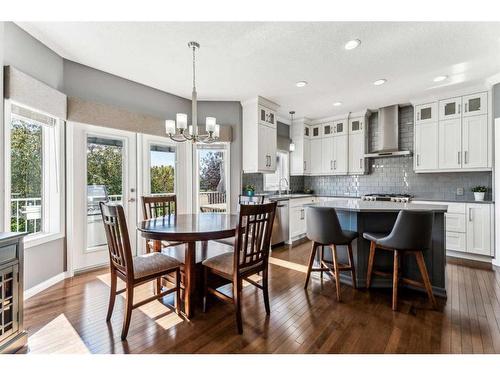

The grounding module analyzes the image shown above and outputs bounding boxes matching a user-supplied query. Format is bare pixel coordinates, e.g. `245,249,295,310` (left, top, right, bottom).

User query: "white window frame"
3,100,65,248
193,142,231,213
264,151,290,192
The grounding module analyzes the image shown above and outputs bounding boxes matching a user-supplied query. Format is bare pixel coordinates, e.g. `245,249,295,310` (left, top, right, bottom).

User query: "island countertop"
308,199,448,212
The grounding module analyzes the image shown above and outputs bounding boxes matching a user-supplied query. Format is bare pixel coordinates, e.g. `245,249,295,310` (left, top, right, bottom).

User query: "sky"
150,150,175,167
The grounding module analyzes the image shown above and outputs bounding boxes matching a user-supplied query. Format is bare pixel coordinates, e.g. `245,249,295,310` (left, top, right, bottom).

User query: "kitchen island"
307,200,448,297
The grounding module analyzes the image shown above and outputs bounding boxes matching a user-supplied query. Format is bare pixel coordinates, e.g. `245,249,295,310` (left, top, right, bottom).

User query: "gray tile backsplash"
243,106,492,201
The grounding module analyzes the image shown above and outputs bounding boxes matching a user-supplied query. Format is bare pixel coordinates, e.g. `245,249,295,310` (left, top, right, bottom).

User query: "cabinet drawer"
446,232,466,252
0,244,18,265
445,213,466,233
289,197,316,208
445,203,466,214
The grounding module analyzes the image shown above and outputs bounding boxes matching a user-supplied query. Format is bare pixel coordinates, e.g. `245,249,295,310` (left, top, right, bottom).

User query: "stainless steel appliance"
361,193,412,203
270,200,289,246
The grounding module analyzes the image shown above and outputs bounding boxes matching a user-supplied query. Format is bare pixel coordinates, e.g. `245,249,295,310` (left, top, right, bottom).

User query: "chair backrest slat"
234,202,277,274
239,195,265,205
142,195,177,220
99,202,133,276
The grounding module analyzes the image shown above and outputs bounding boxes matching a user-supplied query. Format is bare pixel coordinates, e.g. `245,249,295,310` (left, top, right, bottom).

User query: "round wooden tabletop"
137,213,239,242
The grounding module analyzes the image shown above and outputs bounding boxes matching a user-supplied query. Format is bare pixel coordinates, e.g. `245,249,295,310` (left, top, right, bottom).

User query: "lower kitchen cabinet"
466,203,492,256
289,197,318,240
414,200,493,257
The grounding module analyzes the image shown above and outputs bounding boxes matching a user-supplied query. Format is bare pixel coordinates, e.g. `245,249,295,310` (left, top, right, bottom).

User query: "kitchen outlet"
456,187,464,196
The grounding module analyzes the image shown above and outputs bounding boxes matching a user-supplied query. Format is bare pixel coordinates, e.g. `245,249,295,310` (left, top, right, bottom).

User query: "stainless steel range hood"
364,105,411,158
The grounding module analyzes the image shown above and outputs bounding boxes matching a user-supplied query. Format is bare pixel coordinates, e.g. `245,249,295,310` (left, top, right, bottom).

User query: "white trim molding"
24,271,70,300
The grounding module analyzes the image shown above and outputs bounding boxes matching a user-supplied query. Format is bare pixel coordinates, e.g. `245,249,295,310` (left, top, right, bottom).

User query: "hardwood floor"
23,241,500,354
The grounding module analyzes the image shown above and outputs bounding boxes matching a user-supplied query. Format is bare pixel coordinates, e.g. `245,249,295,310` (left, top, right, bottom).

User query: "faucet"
278,178,290,196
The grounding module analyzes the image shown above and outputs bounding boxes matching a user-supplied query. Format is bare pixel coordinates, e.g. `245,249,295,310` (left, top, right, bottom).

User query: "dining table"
137,212,239,318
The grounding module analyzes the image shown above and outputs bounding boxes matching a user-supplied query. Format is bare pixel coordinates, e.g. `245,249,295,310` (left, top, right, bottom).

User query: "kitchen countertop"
308,199,448,212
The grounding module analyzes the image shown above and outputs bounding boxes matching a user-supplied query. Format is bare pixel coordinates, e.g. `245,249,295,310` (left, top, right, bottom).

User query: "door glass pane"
421,107,432,120
468,98,481,112
197,146,228,213
150,144,176,194
10,115,43,235
444,102,456,116
86,136,124,250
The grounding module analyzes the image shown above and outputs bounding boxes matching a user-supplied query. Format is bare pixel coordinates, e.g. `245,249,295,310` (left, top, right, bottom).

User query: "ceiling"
17,22,500,120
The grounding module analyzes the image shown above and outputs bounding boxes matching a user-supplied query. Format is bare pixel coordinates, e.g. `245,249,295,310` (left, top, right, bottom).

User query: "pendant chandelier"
165,41,219,143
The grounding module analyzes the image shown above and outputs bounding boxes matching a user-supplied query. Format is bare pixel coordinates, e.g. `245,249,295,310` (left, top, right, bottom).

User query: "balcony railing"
10,197,42,234
199,191,227,213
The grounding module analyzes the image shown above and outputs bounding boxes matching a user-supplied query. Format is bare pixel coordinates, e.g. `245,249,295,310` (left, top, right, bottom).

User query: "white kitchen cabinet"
332,135,348,174
462,114,488,168
290,205,306,239
290,120,311,176
466,204,492,256
349,117,364,134
446,232,466,252
439,97,462,120
414,122,438,171
349,132,365,174
309,138,323,175
438,118,462,170
415,102,437,124
322,122,334,137
321,137,334,174
445,213,466,233
334,119,348,135
463,92,487,117
242,96,279,173
257,124,277,171
310,125,322,139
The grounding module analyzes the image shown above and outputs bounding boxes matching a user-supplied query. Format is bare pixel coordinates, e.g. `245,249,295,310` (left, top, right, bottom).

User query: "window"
264,151,289,192
149,144,176,194
5,102,63,245
195,143,230,213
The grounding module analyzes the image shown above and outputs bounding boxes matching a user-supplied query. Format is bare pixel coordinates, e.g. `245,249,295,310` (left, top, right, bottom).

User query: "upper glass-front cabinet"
463,92,487,117
304,126,310,137
439,97,462,120
322,123,333,137
349,117,363,134
311,125,321,138
258,105,276,128
334,119,347,135
415,103,437,124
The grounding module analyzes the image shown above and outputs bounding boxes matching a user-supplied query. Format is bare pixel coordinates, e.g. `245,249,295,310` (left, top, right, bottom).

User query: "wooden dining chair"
100,202,182,340
213,195,266,247
142,195,183,252
202,201,277,334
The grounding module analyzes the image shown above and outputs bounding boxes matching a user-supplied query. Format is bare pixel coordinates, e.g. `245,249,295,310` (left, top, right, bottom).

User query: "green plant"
471,186,487,193
244,184,256,192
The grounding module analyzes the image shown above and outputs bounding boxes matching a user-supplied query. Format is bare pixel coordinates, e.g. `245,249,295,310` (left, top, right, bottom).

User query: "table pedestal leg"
153,240,161,252
184,241,196,319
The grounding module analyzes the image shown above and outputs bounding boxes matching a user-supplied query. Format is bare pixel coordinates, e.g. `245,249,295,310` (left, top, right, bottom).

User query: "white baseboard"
24,271,70,300
446,250,492,263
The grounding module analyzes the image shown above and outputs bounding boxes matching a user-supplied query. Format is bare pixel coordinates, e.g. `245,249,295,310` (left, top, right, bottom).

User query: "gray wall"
2,22,66,290
304,106,493,201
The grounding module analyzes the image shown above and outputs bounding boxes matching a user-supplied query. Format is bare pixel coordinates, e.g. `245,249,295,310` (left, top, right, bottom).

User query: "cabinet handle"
304,160,306,170
334,160,337,170
464,151,468,164
458,104,461,114
300,209,305,220
330,160,333,170
458,152,461,165
417,154,420,166
359,158,362,169
469,207,472,222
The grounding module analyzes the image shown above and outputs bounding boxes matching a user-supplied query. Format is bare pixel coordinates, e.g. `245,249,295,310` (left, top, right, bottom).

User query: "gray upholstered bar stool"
363,210,437,311
304,206,358,302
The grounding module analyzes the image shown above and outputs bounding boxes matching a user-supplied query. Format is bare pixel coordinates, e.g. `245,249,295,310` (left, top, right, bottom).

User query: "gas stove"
361,194,412,203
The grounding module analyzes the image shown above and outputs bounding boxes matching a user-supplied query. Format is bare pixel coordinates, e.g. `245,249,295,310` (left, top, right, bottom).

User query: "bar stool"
363,210,437,311
304,206,358,302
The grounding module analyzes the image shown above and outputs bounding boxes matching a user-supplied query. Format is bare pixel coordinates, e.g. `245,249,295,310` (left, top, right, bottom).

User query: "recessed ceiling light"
333,102,343,106
296,81,308,87
373,79,387,86
433,75,448,82
344,39,361,50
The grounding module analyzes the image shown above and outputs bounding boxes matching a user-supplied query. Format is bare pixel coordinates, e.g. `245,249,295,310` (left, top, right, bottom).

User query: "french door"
67,123,137,272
